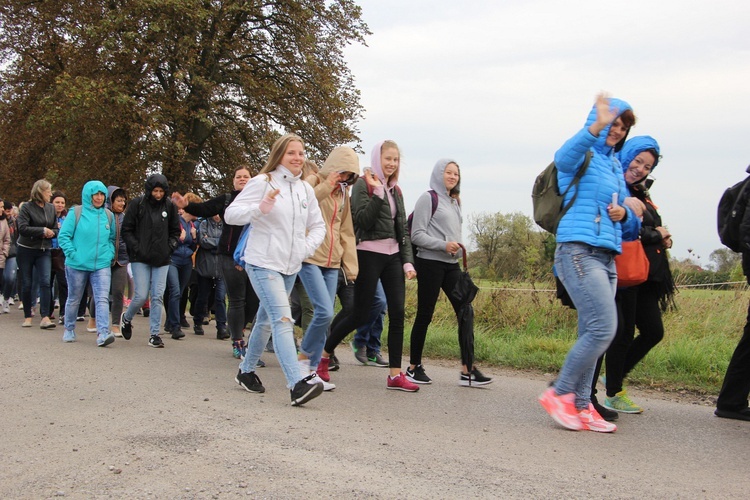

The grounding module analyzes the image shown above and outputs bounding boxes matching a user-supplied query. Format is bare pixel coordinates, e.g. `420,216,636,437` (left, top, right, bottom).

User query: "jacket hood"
144,174,169,203
583,97,633,155
618,135,661,180
82,180,108,210
429,158,460,198
107,185,126,210
320,146,360,179
370,141,400,188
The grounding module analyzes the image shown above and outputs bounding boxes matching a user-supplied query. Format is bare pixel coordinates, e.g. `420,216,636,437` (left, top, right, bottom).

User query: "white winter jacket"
224,166,325,275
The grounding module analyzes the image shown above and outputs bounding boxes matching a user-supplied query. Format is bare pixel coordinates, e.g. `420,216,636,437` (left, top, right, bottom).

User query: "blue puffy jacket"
554,98,640,253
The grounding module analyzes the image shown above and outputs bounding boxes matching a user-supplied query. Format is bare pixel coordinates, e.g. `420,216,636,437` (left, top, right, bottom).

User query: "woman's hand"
43,227,55,238
179,227,186,242
171,192,188,209
405,270,417,280
259,188,281,214
363,169,382,188
190,225,197,240
607,204,626,222
624,197,645,218
588,92,618,137
663,236,673,249
445,241,461,256
656,226,671,239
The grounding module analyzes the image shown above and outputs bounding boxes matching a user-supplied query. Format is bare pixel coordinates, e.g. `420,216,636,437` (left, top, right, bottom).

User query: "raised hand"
363,169,382,188
171,192,188,209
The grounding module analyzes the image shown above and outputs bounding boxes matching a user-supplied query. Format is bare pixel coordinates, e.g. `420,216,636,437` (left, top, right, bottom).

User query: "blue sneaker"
97,332,115,347
63,330,76,343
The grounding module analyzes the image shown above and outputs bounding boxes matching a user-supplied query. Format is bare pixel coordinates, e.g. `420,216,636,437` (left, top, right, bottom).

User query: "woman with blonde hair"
16,179,58,329
225,133,326,406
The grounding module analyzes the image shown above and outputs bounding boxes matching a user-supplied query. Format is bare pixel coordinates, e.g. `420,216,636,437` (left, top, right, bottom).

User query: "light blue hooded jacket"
58,180,116,271
554,98,640,253
617,135,660,182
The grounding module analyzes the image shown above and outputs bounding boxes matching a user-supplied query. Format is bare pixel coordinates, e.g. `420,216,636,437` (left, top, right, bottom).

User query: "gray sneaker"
350,341,368,365
366,351,388,367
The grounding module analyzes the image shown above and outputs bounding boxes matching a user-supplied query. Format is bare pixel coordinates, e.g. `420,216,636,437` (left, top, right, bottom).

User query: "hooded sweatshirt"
121,174,181,267
303,146,359,280
58,180,116,271
411,158,463,263
554,97,640,252
107,185,129,266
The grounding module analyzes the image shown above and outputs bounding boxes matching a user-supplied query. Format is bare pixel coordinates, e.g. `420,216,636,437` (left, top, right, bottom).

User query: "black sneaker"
148,335,164,348
235,369,265,393
459,367,493,387
180,316,190,328
120,313,132,340
171,328,185,340
405,365,432,384
216,328,230,340
329,353,340,372
592,395,619,422
291,374,323,406
142,307,150,317
194,322,204,335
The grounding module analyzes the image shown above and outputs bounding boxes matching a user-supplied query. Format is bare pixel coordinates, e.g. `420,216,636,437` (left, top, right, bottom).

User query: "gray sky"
343,0,750,267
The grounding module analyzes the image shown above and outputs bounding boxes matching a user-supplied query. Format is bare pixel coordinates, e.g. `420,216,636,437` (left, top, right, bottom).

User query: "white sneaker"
8,297,14,305
306,372,335,391
2,301,8,314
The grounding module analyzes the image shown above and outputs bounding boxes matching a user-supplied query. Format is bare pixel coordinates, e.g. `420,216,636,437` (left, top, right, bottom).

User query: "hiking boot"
316,357,331,382
194,322,204,335
148,335,164,348
579,404,617,433
120,313,132,340
216,327,230,340
62,330,76,343
235,370,265,393
232,340,247,360
714,407,750,421
387,373,420,392
460,367,493,387
405,365,432,384
367,351,388,367
329,353,340,371
591,395,618,422
97,332,115,347
171,328,185,340
538,387,583,431
291,374,323,406
604,390,643,414
180,316,190,328
350,341,368,365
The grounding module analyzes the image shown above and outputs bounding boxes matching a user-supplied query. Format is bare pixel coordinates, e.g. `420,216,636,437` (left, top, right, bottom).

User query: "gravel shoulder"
0,311,746,499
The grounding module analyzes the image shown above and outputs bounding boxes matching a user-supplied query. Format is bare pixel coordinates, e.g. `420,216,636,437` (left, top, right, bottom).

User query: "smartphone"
611,193,618,207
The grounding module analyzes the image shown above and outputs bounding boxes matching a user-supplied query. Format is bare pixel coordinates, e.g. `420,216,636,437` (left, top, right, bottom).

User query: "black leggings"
220,254,259,341
325,250,405,369
409,257,463,367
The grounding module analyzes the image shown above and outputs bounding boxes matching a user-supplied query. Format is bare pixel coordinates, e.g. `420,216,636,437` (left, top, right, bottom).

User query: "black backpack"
532,152,592,233
407,190,439,256
717,175,750,252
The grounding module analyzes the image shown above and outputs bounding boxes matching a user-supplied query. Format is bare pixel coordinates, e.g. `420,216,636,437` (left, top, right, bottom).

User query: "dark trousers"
220,254,259,341
16,246,51,318
325,250,405,369
50,266,68,318
717,299,750,411
409,257,463,367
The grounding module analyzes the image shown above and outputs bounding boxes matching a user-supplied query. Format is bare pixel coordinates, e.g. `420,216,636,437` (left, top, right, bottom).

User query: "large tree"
0,0,368,202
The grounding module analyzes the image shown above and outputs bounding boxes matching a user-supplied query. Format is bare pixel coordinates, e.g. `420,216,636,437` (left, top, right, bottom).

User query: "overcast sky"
342,0,750,267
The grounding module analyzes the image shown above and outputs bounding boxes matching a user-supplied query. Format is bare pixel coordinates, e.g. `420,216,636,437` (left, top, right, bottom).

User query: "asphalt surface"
0,308,747,499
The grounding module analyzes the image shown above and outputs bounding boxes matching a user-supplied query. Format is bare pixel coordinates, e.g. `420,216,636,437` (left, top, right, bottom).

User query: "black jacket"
183,191,242,257
17,201,57,251
121,174,181,267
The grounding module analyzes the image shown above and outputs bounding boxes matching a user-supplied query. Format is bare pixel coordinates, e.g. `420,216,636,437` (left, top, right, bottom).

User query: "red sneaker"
387,373,420,392
579,404,617,433
316,357,331,382
538,387,583,431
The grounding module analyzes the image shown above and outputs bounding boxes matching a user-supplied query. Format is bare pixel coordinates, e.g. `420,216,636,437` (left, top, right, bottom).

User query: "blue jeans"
16,246,51,318
165,261,193,331
64,267,111,336
554,242,618,409
298,263,338,369
3,256,17,299
354,280,387,355
240,265,300,389
124,262,169,336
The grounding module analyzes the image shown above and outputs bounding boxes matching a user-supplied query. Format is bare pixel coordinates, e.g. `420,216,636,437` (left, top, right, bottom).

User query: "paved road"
0,310,747,499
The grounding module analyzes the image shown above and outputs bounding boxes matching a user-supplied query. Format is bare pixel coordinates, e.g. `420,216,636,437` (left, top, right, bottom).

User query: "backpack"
72,205,114,229
717,176,750,252
232,174,272,267
407,190,439,256
531,152,592,233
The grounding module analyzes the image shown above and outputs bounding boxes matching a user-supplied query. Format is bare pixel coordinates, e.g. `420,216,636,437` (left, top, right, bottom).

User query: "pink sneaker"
316,357,331,382
579,404,617,433
387,373,420,392
538,387,583,430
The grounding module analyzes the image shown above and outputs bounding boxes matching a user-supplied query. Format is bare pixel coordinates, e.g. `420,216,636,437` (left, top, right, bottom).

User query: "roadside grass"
375,280,747,395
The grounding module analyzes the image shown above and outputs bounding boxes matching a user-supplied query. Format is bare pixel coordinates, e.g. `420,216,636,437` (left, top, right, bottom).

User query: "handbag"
615,240,650,288
51,248,65,271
